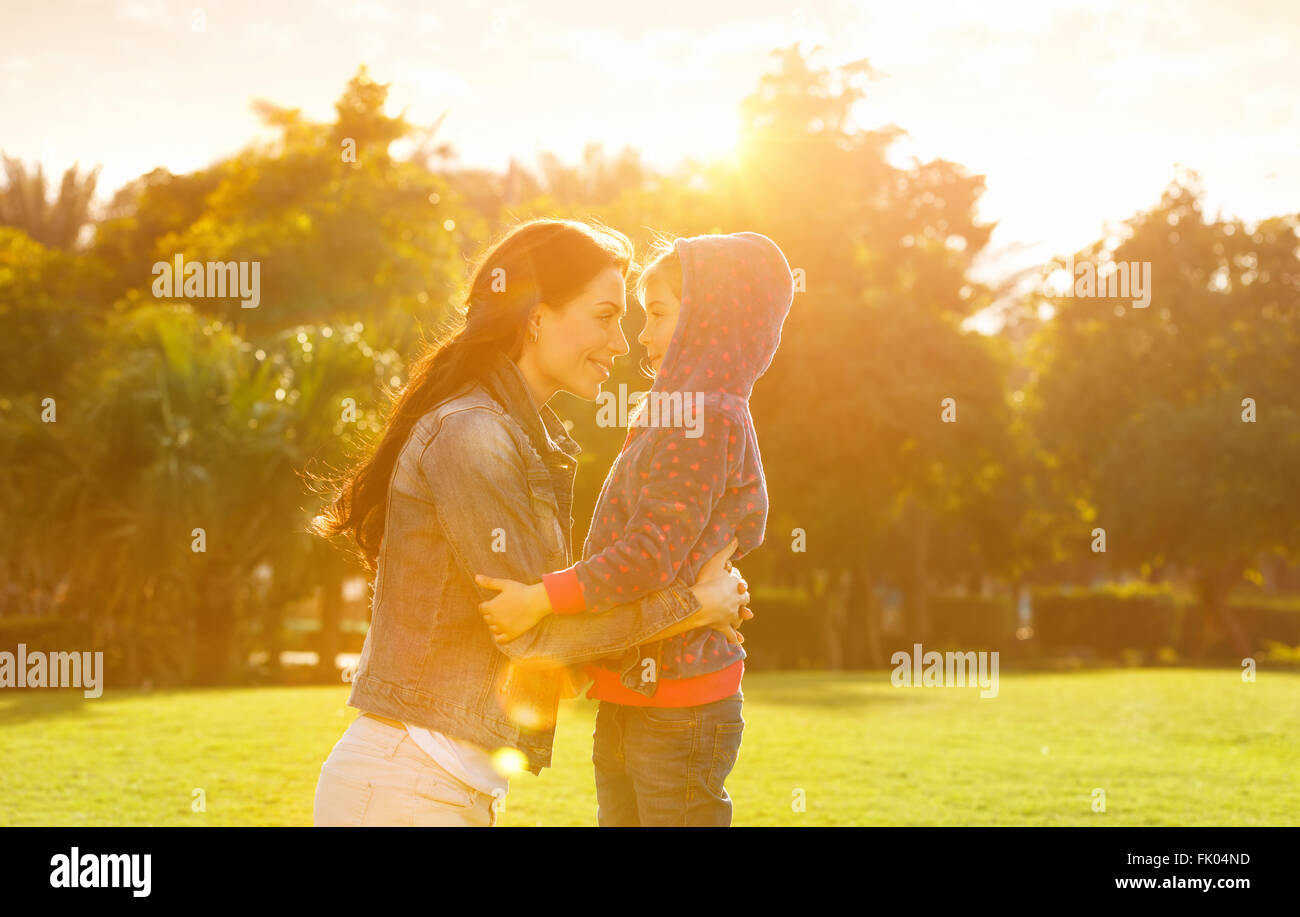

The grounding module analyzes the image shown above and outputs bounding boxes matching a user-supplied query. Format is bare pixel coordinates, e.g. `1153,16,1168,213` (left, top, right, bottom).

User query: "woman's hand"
475,576,551,644
688,539,752,644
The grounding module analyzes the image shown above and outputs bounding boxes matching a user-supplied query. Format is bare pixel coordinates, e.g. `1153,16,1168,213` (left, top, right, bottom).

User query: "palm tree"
8,300,401,686
0,155,101,250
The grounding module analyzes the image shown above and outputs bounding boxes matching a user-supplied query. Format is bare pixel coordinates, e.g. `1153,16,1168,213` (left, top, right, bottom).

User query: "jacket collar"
481,351,582,460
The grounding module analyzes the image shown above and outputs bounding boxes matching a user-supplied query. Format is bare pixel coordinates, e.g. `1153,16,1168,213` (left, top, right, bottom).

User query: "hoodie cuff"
542,568,587,615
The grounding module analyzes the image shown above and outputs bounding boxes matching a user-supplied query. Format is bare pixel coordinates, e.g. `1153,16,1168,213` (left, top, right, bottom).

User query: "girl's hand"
475,576,551,643
689,539,752,644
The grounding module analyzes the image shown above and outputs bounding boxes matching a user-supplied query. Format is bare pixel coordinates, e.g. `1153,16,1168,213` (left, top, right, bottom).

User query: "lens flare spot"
506,701,543,730
492,747,528,777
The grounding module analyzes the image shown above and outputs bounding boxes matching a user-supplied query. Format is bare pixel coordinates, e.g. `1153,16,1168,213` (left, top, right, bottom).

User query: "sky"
3,0,1298,327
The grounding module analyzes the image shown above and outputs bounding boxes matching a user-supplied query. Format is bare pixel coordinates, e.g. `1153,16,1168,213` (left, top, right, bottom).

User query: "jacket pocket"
525,466,566,557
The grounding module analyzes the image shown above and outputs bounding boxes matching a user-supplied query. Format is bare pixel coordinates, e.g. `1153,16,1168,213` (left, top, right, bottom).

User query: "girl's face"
524,265,630,403
637,269,682,374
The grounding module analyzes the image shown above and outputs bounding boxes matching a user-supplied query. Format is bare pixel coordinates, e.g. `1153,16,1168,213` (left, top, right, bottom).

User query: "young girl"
476,232,794,825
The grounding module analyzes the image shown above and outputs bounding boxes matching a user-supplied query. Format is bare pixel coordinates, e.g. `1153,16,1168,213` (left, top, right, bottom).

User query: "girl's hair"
312,217,634,571
634,235,682,306
633,235,683,377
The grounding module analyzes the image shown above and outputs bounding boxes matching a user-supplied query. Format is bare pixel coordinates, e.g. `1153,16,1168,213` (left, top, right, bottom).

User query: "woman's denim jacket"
347,351,703,774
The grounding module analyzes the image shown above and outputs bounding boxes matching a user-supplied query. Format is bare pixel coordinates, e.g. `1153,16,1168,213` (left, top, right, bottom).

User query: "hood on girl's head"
651,232,794,397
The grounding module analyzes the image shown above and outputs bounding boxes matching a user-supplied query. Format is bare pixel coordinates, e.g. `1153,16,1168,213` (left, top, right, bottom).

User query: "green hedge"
742,590,1017,666
1205,597,1300,657
1032,587,1300,658
1031,584,1179,655
926,594,1016,650
0,614,91,650
740,587,826,669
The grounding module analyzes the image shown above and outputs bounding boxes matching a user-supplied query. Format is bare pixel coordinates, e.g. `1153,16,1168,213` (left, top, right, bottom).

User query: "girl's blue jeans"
592,692,744,827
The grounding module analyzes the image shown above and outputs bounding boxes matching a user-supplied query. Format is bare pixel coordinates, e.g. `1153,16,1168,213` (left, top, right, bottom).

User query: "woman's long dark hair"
313,218,634,571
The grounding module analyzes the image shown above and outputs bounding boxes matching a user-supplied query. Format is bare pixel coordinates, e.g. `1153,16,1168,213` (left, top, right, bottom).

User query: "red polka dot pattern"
575,233,795,683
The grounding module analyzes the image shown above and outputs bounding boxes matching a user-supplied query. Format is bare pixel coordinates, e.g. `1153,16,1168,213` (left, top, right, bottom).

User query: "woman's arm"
494,541,750,667
476,415,743,640
420,407,744,666
479,540,751,644
654,568,752,642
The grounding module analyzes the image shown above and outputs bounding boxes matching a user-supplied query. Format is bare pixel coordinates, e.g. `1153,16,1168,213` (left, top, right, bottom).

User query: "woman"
311,218,751,826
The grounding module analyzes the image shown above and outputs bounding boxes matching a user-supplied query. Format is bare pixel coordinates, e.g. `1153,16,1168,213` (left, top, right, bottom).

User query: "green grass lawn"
1,669,1296,826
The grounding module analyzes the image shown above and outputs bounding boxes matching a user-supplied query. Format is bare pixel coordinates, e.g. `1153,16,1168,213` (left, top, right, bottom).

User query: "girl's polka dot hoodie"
542,232,795,700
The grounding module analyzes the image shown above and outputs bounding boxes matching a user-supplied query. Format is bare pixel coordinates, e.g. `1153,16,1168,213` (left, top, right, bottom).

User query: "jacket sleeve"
499,580,702,666
419,406,701,665
540,410,739,615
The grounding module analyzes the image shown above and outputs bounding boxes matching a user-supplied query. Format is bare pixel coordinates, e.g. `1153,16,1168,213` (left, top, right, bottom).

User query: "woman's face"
527,265,630,402
637,269,682,374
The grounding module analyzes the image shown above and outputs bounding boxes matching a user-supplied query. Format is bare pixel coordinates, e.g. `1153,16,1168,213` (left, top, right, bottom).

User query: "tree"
0,227,105,398
1028,172,1300,657
716,45,1015,660
6,300,400,685
0,156,100,250
91,66,473,348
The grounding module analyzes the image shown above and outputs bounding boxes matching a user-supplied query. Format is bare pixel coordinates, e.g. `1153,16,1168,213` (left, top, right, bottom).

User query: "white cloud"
534,22,789,84
391,61,470,98
115,0,170,26
243,22,298,53
340,3,396,25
